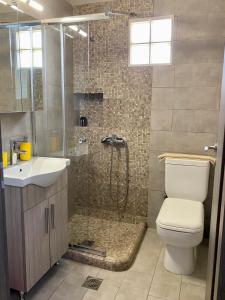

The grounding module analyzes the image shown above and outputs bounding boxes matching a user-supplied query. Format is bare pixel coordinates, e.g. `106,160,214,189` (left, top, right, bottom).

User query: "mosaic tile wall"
68,0,153,223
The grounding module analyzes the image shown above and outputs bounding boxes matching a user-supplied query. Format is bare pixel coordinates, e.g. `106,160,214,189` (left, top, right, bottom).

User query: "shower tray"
65,214,146,271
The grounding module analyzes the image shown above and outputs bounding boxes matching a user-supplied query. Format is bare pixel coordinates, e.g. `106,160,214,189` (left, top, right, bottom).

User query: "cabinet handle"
51,204,55,229
45,207,49,234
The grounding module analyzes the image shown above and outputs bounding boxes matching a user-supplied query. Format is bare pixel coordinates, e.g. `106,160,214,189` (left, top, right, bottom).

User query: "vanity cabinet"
4,170,68,294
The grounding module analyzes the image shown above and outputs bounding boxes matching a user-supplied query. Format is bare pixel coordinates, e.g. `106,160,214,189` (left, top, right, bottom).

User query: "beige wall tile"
151,110,173,131
173,0,209,16
150,131,216,154
148,297,167,300
207,0,225,16
174,63,222,88
151,88,175,110
149,170,165,191
173,40,224,64
153,66,175,88
148,211,159,228
148,190,165,219
149,151,165,173
172,110,219,133
173,87,220,110
152,87,220,111
176,15,225,41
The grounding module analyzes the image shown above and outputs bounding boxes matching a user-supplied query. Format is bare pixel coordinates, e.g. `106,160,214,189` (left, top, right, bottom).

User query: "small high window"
129,17,173,66
16,29,42,69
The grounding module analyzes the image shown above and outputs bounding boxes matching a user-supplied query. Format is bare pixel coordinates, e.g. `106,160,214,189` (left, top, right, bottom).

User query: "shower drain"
82,276,103,290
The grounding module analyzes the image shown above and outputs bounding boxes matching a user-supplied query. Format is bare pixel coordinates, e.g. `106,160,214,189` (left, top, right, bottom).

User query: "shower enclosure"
1,11,148,271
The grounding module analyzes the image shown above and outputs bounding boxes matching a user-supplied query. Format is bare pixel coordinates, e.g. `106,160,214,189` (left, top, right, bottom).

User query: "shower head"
105,9,137,18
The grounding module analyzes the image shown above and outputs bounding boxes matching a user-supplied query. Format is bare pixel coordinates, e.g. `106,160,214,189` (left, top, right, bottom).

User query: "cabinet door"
24,199,50,291
49,188,68,266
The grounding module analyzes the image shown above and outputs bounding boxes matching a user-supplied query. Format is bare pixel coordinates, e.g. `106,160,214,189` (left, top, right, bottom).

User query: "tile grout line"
146,245,164,299
113,270,128,300
178,276,182,300
46,270,72,300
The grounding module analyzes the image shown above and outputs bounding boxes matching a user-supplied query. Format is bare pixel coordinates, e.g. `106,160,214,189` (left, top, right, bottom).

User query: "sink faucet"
10,136,28,165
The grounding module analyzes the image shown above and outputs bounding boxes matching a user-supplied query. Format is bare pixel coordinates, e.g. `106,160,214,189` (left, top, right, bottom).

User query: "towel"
158,152,216,165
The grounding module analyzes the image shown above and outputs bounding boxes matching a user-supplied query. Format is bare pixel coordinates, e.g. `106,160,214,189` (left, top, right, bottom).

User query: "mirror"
0,5,43,112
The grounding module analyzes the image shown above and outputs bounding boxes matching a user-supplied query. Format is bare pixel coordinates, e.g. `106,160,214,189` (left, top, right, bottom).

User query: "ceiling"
0,0,111,23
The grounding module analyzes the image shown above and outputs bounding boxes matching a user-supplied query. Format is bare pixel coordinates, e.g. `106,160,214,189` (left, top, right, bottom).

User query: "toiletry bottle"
20,137,31,161
2,152,8,169
11,141,17,165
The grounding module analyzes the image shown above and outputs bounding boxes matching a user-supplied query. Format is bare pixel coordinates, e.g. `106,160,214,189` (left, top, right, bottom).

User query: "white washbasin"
3,157,70,188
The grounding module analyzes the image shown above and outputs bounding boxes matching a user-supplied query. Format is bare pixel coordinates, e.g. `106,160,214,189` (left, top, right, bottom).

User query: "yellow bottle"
20,142,31,161
2,152,8,169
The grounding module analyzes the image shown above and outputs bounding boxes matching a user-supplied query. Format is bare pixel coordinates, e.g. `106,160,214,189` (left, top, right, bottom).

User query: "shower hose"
109,142,130,220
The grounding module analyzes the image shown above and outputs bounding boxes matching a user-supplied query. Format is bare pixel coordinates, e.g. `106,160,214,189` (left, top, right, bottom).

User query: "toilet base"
164,244,197,275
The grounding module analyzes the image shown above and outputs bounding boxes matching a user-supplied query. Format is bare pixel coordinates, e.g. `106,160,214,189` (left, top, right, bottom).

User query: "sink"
3,157,70,188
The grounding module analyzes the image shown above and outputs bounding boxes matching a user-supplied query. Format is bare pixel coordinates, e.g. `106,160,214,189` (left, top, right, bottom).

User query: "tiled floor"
10,229,208,300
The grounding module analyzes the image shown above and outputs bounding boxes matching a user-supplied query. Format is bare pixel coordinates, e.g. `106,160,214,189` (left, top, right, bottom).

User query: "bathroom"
0,0,224,299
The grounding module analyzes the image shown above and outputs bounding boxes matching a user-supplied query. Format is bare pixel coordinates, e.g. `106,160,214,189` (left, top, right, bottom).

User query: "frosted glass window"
130,44,150,65
129,17,173,66
17,31,31,49
33,50,42,68
150,42,171,64
151,18,172,42
32,30,42,48
130,21,150,44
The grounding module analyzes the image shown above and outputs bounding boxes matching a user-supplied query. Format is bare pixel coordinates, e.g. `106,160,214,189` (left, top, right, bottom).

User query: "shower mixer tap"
101,134,126,146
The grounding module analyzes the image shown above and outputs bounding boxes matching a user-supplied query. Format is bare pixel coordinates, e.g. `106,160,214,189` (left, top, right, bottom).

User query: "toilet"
156,158,210,275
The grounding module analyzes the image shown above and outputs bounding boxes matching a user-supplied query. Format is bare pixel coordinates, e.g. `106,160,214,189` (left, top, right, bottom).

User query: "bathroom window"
129,17,173,66
16,29,42,69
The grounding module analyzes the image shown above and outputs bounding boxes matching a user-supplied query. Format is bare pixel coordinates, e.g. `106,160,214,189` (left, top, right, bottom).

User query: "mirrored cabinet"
0,9,43,112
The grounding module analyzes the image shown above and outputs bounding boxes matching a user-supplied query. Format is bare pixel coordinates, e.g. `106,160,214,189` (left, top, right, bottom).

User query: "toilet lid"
156,198,204,233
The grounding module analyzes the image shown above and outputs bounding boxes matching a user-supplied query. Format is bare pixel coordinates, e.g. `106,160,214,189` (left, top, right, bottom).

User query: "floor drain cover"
82,276,103,290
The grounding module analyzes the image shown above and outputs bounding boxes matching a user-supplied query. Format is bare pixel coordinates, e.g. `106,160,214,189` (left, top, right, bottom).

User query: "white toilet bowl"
156,197,204,275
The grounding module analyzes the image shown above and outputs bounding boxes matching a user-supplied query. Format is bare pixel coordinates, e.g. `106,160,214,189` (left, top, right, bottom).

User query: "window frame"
128,15,174,67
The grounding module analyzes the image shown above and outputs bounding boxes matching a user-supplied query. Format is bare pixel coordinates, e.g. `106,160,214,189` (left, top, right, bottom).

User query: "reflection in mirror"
0,2,42,113
17,26,43,111
0,5,21,112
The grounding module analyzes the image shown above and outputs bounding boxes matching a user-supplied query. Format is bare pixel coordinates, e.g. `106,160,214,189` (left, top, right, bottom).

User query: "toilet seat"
156,198,204,234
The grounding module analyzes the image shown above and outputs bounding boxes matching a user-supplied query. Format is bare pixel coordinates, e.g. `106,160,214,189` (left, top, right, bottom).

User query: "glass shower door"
35,24,64,157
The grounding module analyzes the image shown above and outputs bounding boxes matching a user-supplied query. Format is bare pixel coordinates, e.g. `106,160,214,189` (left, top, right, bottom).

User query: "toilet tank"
165,158,210,202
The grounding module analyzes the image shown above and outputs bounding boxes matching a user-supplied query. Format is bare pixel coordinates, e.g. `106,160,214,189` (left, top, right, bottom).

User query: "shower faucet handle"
79,137,87,144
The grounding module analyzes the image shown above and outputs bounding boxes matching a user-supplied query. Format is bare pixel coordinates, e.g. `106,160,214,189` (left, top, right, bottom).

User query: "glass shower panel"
63,24,92,246
35,25,64,156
